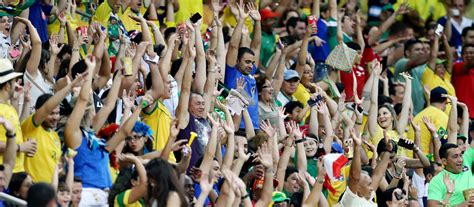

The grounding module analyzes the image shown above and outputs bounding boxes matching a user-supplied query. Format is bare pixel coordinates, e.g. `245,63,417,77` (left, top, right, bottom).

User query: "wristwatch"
447,190,454,194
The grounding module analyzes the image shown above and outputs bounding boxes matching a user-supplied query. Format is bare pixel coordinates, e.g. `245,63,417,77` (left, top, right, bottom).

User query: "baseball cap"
272,191,290,203
284,70,300,81
429,86,448,103
436,58,446,65
260,8,280,20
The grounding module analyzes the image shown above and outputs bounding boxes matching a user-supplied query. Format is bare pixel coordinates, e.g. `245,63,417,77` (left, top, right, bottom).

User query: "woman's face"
0,17,10,36
301,65,314,84
126,133,146,153
435,64,446,78
209,160,222,182
378,107,394,129
260,80,274,102
19,175,33,199
57,190,72,206
304,139,317,157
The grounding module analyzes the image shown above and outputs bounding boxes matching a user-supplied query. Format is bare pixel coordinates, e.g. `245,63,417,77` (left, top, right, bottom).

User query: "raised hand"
118,153,138,163
122,89,136,109
171,139,188,152
237,138,250,161
422,116,437,134
237,0,249,20
396,3,409,15
15,16,31,25
275,106,288,120
84,55,96,69
140,93,154,108
289,121,303,139
317,157,327,177
236,77,246,91
247,2,260,21
255,142,273,169
443,173,455,194
410,118,420,132
260,120,275,138
207,113,221,127
23,82,32,103
350,129,362,146
210,0,223,12
50,34,64,55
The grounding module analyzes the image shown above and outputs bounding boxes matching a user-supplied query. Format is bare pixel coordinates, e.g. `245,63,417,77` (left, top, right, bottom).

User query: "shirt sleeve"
463,147,474,168
224,64,239,88
20,115,37,134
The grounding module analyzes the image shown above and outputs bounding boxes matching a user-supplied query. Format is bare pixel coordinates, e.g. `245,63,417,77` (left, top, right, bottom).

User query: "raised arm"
368,61,382,136
396,73,412,134
34,74,86,126
176,39,195,129
226,2,248,67
64,56,96,150
92,71,122,132
445,95,459,144
329,0,338,19
302,159,326,207
296,30,310,77
428,35,440,71
200,114,219,179
255,143,274,207
458,102,469,137
442,35,453,74
0,117,17,188
119,154,148,204
16,17,41,77
276,140,294,191
348,130,362,193
248,2,261,67
191,20,207,94
312,0,320,17
218,101,236,170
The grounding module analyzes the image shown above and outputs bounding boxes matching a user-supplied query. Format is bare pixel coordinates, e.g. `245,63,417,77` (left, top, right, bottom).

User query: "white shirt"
24,70,54,107
339,187,377,207
412,171,426,207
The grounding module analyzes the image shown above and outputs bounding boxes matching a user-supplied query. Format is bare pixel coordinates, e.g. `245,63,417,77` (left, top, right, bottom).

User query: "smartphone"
308,95,323,107
190,12,202,24
435,24,444,37
398,138,415,150
122,57,133,76
308,15,318,34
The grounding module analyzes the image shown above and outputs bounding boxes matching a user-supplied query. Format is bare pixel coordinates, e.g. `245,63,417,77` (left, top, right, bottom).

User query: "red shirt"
340,65,367,102
452,62,474,118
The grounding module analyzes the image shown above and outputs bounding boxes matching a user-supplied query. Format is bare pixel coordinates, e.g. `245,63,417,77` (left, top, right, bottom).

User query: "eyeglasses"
125,135,144,142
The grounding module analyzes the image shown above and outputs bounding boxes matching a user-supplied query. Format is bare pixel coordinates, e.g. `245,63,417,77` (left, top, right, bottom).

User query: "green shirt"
428,147,474,205
327,17,352,51
394,58,426,115
260,31,277,67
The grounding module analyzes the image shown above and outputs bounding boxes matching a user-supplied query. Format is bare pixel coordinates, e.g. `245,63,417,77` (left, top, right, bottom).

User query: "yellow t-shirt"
407,106,448,154
22,114,61,183
370,125,409,157
0,104,24,172
175,0,203,24
141,101,175,162
421,67,456,96
114,189,144,207
393,0,445,22
293,84,311,122
93,1,116,28
120,8,142,32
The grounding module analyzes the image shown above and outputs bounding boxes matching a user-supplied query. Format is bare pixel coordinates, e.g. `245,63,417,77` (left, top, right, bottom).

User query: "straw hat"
0,58,22,84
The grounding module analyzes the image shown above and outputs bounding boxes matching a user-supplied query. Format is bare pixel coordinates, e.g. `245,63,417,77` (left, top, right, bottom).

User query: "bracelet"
355,122,362,125
295,138,306,144
316,177,325,184
241,194,249,199
6,132,15,139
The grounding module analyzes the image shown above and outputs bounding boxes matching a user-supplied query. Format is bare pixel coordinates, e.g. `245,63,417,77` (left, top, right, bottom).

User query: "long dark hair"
108,167,137,205
145,158,188,207
8,172,29,199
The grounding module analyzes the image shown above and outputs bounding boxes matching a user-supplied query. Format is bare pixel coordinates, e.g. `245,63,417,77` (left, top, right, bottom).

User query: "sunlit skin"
189,94,206,119
303,139,317,157
281,78,299,96
442,147,464,174
377,107,394,130
237,53,255,75
71,182,83,206
126,133,147,154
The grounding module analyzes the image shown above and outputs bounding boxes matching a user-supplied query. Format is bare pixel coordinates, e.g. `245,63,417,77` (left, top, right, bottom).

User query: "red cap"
260,8,280,20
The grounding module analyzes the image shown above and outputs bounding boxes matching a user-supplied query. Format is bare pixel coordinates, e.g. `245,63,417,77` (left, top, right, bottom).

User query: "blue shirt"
73,130,112,189
308,18,330,62
224,64,260,129
29,0,53,43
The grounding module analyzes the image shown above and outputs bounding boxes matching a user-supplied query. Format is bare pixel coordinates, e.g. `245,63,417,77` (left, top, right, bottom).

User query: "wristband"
355,122,362,125
295,138,306,144
6,132,15,139
241,194,249,199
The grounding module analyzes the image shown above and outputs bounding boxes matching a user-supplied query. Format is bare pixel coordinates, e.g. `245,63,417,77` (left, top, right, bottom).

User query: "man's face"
452,0,465,14
463,31,474,44
43,107,60,129
184,176,195,202
342,16,355,36
130,0,142,13
391,85,405,104
281,78,299,96
443,147,464,174
273,201,289,207
407,43,424,58
423,43,431,56
0,171,5,192
189,94,205,118
237,53,255,75
71,182,82,205
462,46,474,63
283,172,301,194
358,173,374,199
293,21,307,40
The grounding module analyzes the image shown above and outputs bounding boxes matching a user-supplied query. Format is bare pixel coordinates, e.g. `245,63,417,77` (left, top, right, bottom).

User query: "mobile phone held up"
397,138,414,150
308,95,323,107
190,13,202,24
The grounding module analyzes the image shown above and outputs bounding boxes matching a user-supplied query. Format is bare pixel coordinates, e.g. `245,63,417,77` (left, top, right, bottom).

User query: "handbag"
325,43,358,72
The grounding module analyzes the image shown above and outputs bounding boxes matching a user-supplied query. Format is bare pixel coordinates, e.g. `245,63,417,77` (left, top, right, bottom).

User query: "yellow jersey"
115,189,144,207
22,114,61,183
407,106,448,154
0,104,24,172
141,101,176,162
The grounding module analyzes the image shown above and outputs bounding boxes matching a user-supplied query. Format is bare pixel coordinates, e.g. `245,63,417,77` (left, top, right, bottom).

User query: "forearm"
250,20,261,66
242,109,255,138
397,79,411,134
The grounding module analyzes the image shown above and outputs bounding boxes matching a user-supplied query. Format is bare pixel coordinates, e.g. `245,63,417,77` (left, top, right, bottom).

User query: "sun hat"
0,58,22,84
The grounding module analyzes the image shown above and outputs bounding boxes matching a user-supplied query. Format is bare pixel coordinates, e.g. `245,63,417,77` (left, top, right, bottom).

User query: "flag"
323,153,349,180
